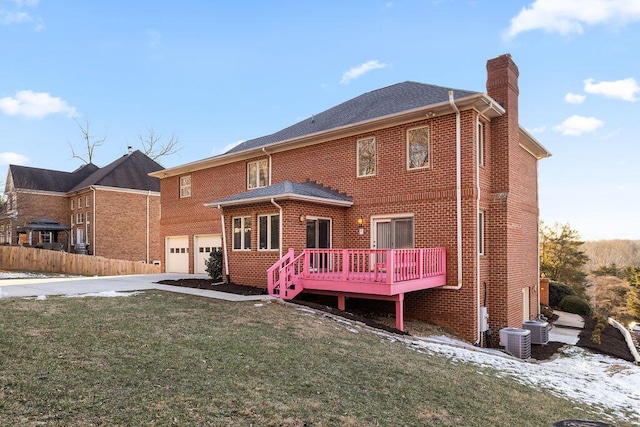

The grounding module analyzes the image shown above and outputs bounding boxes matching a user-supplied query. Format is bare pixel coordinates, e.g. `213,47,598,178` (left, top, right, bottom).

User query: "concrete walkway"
549,310,585,345
0,273,274,302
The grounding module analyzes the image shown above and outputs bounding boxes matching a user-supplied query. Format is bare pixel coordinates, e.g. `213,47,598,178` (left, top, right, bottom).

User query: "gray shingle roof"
226,81,478,154
69,150,164,192
209,180,353,207
9,150,163,193
10,163,99,192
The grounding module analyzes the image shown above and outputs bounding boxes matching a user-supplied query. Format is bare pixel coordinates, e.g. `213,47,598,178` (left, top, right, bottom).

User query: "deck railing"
268,247,446,298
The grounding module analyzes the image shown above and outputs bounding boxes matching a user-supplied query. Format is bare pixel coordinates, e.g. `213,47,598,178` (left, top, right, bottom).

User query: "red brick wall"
159,54,543,343
9,192,69,246
93,189,161,262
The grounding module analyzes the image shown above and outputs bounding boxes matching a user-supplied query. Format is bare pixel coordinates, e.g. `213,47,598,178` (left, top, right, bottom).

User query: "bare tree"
138,127,181,161
69,119,106,165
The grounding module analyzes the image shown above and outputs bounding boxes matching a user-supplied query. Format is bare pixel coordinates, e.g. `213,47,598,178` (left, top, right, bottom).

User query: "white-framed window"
39,231,52,244
477,121,485,167
247,159,268,189
86,221,91,245
77,212,84,224
71,199,75,210
258,214,280,251
232,216,252,250
180,175,192,198
71,214,75,226
478,210,485,255
86,195,90,206
78,197,82,209
357,137,376,177
407,125,430,170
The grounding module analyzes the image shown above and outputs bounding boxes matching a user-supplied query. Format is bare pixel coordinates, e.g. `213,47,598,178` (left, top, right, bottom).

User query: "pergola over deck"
268,247,447,331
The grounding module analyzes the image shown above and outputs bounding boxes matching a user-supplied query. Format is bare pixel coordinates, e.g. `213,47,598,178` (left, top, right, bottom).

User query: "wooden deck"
267,247,447,331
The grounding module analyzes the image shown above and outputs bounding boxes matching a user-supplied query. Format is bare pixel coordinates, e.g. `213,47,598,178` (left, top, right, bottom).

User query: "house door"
523,287,530,322
306,218,330,269
76,228,84,244
372,217,414,249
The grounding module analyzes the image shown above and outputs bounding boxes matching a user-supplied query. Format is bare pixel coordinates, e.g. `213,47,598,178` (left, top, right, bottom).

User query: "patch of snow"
64,291,144,298
254,303,264,307
22,295,48,300
0,271,52,279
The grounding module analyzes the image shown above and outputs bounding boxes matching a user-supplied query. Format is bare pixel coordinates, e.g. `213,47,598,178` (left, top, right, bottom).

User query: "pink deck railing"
268,247,446,299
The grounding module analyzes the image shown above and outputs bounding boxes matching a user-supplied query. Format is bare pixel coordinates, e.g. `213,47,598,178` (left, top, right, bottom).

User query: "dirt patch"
157,279,634,362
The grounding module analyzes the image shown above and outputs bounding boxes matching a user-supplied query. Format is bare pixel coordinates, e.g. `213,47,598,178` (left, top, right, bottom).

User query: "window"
478,121,485,166
86,221,91,245
258,214,280,250
478,210,485,255
232,216,252,250
77,212,84,224
39,232,52,244
357,137,376,177
247,159,268,189
71,214,74,226
180,175,192,198
86,195,90,206
407,126,430,170
71,199,75,210
78,197,82,209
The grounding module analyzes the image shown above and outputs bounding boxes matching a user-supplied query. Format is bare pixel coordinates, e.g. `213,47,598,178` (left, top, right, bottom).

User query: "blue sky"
1,0,639,241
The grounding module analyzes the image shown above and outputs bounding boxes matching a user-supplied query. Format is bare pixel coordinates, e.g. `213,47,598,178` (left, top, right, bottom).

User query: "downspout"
536,162,541,316
270,198,283,259
146,190,150,264
218,205,231,283
91,186,96,256
476,116,482,345
262,147,272,186
442,91,463,290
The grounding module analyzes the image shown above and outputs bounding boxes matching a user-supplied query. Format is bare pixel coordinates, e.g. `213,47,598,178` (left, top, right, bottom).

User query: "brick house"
151,54,550,344
0,150,163,263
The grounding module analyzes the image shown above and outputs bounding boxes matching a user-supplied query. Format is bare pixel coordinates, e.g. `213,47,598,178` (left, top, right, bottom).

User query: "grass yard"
0,291,623,426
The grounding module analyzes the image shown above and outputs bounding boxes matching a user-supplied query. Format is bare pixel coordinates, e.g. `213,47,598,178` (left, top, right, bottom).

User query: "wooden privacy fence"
0,245,161,276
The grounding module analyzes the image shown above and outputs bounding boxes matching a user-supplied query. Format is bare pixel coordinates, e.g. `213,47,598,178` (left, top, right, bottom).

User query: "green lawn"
0,291,625,426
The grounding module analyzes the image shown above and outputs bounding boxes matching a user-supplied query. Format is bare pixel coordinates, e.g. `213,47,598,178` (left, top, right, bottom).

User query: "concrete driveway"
0,273,273,302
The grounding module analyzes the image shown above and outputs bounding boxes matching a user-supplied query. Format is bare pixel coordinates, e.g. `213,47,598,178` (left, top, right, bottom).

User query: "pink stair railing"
268,248,446,299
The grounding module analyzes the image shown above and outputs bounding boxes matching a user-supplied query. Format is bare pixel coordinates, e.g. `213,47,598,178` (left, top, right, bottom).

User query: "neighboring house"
0,150,164,263
151,54,551,344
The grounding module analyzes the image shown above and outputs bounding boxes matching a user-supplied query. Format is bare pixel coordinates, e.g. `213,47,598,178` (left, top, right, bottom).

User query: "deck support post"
337,294,346,311
395,293,405,331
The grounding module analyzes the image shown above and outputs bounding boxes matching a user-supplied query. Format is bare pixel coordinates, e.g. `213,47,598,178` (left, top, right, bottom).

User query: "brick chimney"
486,53,520,193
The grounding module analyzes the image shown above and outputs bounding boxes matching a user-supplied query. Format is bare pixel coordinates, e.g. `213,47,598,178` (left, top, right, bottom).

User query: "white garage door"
166,236,189,273
194,234,222,275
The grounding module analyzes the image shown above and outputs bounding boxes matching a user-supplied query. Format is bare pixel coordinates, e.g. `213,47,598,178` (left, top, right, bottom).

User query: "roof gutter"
442,91,463,291
204,193,353,209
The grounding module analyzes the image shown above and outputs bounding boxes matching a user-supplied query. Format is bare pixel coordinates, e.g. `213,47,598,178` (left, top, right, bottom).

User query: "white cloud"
0,90,78,118
340,60,389,84
0,10,31,25
504,0,640,39
564,92,585,104
553,115,604,136
584,77,640,101
0,152,29,165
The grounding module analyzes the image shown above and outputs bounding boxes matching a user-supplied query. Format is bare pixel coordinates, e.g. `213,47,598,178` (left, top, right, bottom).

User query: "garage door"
166,236,189,273
194,234,222,275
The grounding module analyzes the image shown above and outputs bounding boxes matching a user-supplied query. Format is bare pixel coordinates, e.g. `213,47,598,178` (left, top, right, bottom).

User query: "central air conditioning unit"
522,320,550,345
499,328,531,359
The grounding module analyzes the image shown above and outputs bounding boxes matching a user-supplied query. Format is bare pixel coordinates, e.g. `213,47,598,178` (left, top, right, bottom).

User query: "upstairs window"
86,195,91,206
407,126,430,170
357,137,376,177
71,199,75,210
232,216,252,250
478,121,485,167
247,159,268,189
258,214,280,251
78,197,82,209
76,212,84,224
180,175,191,198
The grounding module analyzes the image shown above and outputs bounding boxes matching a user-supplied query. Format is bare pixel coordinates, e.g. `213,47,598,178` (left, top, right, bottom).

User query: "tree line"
540,221,640,323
